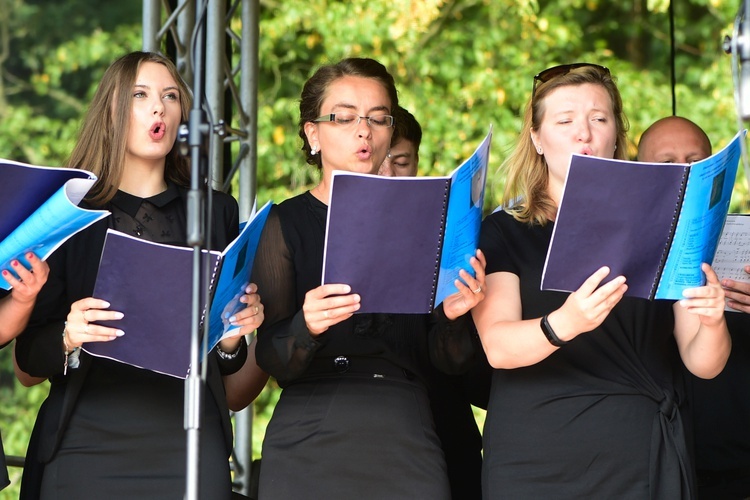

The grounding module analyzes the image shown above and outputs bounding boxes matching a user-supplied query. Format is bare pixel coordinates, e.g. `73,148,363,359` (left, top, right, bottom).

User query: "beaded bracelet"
62,322,81,375
216,341,243,360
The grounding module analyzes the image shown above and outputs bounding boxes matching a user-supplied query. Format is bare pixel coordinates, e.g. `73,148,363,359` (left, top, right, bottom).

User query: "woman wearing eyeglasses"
472,64,729,499
234,57,485,499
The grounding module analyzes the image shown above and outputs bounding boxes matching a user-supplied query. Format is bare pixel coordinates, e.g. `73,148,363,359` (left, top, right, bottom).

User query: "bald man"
638,115,712,164
639,117,750,500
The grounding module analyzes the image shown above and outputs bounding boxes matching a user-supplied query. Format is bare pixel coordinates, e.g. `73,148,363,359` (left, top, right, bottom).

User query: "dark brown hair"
298,57,399,169
391,106,422,154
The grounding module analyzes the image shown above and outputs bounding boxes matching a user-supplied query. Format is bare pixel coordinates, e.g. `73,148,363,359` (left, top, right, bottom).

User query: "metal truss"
142,1,259,497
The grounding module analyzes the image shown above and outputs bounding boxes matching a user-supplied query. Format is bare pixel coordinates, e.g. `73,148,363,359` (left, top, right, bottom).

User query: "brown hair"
67,51,192,207
298,57,399,169
502,65,629,225
391,106,422,155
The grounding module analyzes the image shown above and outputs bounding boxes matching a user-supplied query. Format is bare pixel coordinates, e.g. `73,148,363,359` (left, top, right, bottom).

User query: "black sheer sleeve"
253,208,320,382
428,305,480,375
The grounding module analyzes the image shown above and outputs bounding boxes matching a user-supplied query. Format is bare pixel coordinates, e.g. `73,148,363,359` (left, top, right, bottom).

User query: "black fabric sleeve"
480,210,518,276
253,208,321,383
214,335,248,375
15,224,103,378
428,305,480,375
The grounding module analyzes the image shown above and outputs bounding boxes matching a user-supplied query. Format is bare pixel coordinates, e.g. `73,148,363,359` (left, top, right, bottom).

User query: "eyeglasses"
313,112,394,129
532,63,610,97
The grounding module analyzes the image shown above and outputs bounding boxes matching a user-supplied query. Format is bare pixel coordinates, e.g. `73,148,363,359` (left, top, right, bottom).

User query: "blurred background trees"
1,0,745,497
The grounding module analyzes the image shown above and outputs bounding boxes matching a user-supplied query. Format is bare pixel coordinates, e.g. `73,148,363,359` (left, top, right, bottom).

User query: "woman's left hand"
442,249,486,320
679,263,726,326
218,283,264,352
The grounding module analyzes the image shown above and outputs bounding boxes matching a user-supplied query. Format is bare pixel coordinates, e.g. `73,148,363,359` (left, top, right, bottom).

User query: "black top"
253,191,477,385
0,286,8,489
689,311,750,472
480,210,692,499
15,182,243,466
0,432,7,492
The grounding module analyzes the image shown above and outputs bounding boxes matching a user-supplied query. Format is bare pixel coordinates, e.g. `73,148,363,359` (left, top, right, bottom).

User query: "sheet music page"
713,214,750,282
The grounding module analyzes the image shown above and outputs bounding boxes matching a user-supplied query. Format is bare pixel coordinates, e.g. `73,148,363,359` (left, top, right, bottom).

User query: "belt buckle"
333,356,350,373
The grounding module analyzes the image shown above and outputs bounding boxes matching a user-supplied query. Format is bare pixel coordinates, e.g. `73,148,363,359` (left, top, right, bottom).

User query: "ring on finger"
254,305,259,314
472,286,482,294
324,310,330,319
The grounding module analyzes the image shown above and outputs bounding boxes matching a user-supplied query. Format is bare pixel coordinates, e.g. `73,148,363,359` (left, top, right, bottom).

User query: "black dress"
253,192,477,500
689,311,750,499
0,291,10,492
15,183,245,500
0,431,7,492
480,210,692,499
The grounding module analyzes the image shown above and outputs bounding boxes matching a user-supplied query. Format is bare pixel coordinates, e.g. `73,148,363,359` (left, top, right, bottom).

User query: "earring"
310,147,317,156
614,145,617,151
536,147,543,155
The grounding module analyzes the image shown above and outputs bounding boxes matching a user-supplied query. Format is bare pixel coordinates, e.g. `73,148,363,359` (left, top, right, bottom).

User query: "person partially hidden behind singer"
14,51,264,499
639,115,750,500
378,104,488,499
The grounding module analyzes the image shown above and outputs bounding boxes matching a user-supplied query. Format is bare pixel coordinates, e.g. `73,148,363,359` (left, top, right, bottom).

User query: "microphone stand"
180,0,212,498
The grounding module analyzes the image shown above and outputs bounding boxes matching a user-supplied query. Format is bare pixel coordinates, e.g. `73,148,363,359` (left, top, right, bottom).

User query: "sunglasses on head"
532,63,610,97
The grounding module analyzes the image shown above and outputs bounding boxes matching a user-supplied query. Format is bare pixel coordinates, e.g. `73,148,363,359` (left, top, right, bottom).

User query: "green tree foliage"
0,0,748,496
0,0,141,164
247,0,746,211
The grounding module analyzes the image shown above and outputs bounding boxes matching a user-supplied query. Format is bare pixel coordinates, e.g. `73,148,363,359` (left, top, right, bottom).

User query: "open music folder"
84,202,271,378
541,130,744,300
0,158,109,289
322,127,492,314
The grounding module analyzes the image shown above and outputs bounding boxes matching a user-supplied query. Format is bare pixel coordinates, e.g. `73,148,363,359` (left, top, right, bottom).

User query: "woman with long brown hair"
15,51,262,499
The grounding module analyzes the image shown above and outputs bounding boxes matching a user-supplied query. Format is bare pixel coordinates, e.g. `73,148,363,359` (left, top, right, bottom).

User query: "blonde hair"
67,51,192,207
502,65,629,225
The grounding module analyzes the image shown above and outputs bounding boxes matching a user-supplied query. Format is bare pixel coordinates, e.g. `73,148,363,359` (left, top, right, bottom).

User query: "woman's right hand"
303,284,360,336
63,297,125,349
548,266,628,342
5,252,49,303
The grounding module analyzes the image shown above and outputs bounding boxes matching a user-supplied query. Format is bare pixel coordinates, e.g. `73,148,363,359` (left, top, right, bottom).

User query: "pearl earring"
536,147,543,154
311,147,317,155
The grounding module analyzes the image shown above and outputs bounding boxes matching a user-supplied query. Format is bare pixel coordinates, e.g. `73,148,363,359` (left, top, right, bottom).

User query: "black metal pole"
184,0,210,498
669,0,677,116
